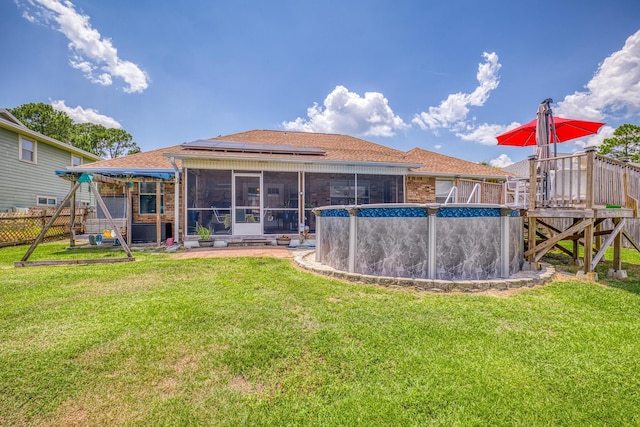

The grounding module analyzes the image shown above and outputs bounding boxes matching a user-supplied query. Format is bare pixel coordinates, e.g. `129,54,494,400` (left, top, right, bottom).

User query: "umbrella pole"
543,98,559,158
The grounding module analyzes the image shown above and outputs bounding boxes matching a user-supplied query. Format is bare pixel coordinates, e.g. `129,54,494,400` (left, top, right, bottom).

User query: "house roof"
0,109,101,161
174,130,416,165
78,130,513,180
80,145,183,170
404,148,514,179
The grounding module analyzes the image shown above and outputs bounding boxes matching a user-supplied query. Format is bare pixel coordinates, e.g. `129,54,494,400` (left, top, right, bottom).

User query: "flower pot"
276,238,290,246
198,239,215,247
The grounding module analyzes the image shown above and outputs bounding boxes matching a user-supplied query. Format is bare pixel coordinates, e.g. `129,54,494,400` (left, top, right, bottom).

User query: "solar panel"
181,139,326,155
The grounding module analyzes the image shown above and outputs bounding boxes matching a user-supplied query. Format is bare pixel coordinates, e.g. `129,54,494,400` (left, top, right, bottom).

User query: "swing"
93,184,127,245
16,173,135,267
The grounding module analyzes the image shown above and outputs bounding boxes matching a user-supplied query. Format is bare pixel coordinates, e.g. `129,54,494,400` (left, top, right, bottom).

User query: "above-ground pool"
314,204,523,281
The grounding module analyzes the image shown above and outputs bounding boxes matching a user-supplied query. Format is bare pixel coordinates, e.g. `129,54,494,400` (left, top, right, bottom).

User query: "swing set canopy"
55,168,176,182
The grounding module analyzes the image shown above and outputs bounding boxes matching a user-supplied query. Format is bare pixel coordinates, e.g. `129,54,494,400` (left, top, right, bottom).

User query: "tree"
71,123,140,159
598,124,640,162
8,102,140,158
8,102,74,143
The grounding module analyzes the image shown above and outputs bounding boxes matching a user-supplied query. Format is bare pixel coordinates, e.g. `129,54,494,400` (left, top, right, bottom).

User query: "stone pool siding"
296,251,555,292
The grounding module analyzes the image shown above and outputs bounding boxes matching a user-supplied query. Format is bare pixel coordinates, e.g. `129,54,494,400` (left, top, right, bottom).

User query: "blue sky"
2,1,640,166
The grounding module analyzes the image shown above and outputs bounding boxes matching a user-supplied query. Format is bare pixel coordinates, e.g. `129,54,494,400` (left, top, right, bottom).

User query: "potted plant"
276,235,291,246
196,223,214,247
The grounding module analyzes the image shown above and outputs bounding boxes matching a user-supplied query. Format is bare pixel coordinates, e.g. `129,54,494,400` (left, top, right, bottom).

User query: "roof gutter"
408,171,511,180
165,152,422,169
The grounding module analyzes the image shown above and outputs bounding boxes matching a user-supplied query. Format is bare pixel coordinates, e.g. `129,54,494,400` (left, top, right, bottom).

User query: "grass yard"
0,242,639,426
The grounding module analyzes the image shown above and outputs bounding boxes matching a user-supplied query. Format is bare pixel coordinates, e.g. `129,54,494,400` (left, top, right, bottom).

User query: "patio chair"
210,206,231,233
505,176,527,207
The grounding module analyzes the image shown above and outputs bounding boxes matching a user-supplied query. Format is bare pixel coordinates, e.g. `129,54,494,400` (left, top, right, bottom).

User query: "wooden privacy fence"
0,208,87,247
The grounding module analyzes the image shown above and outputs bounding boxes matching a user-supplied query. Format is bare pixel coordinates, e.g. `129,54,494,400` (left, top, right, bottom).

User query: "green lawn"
1,243,639,426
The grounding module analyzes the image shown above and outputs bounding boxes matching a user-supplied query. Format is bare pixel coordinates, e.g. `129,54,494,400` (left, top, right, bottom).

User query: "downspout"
169,157,180,243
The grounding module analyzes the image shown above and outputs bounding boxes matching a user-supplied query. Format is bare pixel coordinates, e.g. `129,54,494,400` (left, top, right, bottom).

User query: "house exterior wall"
0,127,95,212
405,176,436,203
98,181,176,225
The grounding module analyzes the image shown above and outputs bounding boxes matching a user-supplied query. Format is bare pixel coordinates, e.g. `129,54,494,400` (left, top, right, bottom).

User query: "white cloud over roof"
282,85,409,137
489,154,513,168
412,52,501,131
18,0,149,93
456,122,518,146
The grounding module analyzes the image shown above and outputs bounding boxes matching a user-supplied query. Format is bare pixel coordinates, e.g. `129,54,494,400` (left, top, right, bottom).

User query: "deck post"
582,220,594,277
528,155,537,210
613,217,623,271
527,217,537,267
572,219,580,266
585,147,596,209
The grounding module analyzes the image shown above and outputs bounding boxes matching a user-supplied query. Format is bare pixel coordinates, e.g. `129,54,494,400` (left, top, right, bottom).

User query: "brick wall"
405,176,436,203
132,183,175,224
98,181,175,224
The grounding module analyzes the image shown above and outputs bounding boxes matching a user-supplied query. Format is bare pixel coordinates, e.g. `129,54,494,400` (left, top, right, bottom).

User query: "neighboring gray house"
0,109,101,212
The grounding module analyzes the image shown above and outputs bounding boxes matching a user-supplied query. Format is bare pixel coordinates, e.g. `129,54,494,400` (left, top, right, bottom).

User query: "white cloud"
51,100,122,128
282,85,409,137
489,154,514,168
456,122,519,146
573,125,615,150
555,29,640,121
413,52,501,131
17,0,149,93
434,144,442,150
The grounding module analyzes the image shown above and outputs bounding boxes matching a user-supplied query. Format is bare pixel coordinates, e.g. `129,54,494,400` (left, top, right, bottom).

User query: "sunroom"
172,139,412,238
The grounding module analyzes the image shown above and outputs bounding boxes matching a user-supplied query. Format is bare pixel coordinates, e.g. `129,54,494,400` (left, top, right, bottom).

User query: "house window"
20,137,36,163
435,180,454,203
36,196,57,206
72,155,82,167
139,182,164,214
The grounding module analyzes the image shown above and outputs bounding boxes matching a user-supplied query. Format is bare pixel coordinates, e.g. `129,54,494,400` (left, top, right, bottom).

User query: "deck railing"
527,148,640,211
455,178,503,204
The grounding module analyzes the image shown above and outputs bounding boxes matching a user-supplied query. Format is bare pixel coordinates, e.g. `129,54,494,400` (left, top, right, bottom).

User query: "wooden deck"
520,148,640,278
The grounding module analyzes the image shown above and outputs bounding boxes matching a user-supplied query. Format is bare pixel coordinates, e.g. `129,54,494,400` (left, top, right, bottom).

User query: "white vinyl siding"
0,127,96,211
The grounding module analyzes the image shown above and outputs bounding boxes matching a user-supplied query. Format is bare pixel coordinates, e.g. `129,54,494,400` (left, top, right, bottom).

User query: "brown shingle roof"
404,148,514,178
206,130,410,163
80,130,512,180
81,145,183,169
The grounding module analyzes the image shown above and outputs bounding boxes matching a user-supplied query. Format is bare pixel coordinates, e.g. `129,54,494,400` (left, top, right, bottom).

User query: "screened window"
20,137,36,163
72,155,82,166
139,182,164,214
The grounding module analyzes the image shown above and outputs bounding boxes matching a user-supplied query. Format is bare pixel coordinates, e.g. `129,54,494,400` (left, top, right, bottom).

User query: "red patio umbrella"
496,116,605,147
